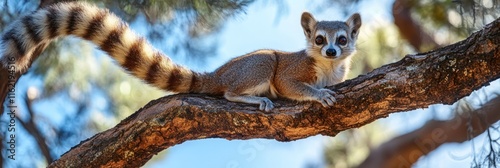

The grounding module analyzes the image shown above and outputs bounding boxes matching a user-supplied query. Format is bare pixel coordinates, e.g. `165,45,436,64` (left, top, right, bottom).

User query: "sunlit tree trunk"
358,96,500,168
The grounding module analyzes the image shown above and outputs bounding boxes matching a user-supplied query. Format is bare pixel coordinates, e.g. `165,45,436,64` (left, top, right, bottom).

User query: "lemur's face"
301,12,361,60
311,26,353,59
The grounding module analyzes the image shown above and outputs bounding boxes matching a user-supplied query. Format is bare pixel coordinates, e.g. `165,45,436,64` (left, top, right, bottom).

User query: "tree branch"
0,69,20,116
15,95,54,163
45,18,500,167
393,0,440,51
358,96,500,168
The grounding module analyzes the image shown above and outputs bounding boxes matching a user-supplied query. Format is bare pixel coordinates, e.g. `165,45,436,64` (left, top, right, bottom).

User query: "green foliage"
81,0,254,61
98,0,253,36
408,0,499,37
348,23,415,77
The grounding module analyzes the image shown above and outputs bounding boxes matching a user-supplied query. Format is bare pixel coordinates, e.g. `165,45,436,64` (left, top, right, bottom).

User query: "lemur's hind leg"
224,92,274,112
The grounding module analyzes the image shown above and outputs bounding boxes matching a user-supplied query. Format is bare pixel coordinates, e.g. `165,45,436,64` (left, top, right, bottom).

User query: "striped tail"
0,2,203,93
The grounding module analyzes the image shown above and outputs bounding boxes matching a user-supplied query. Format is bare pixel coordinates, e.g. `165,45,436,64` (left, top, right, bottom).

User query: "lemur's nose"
326,49,336,57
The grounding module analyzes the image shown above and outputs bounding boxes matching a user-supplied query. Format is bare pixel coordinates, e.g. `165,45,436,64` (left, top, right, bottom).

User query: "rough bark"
0,69,20,116
43,18,500,167
358,96,500,168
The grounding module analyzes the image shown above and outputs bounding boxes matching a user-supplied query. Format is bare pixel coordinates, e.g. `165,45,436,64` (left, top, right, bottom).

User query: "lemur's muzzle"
326,48,337,57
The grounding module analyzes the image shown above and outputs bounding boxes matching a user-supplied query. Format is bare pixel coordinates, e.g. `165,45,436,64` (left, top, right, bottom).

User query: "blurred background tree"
315,0,500,167
1,0,499,167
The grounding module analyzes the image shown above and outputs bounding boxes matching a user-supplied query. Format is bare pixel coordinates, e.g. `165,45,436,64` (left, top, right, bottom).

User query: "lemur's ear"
301,12,317,39
346,13,362,39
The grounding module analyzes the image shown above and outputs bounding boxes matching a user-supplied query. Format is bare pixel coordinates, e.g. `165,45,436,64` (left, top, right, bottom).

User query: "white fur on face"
316,30,348,58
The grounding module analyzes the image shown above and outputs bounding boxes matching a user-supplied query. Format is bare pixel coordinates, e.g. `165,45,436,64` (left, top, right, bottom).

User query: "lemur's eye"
315,36,324,45
338,36,347,46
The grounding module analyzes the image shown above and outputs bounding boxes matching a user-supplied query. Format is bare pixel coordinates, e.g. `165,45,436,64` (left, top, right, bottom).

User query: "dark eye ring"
315,36,324,45
338,36,347,46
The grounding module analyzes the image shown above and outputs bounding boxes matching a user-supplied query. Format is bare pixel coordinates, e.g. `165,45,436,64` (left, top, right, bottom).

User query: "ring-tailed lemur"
0,2,361,112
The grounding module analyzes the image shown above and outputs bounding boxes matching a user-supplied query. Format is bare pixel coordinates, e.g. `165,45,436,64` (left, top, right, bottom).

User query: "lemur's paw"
259,98,274,112
317,89,336,107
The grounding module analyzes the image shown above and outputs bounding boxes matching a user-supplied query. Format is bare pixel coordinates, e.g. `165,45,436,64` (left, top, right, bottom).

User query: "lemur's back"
0,2,361,112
